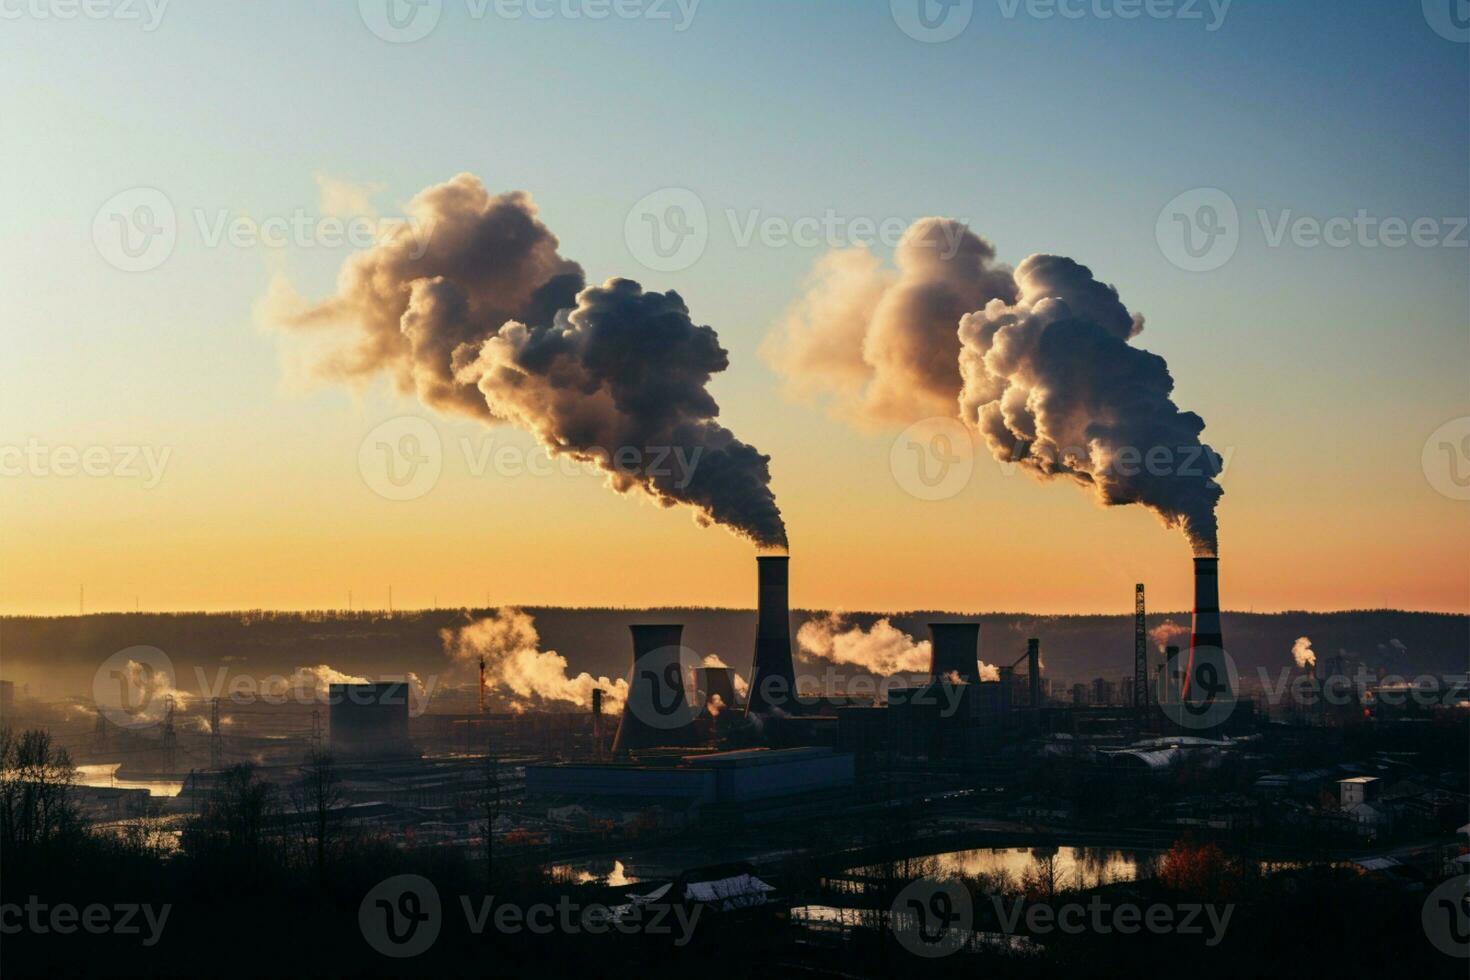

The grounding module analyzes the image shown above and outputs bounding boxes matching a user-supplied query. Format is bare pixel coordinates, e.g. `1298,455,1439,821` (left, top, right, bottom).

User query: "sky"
1,0,1467,616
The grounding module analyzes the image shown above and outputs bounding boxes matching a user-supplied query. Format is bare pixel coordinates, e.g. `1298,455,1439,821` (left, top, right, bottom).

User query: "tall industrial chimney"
612,625,699,754
1183,556,1229,704
929,623,981,684
746,556,799,716
1026,638,1041,710
591,688,604,760
1164,645,1181,702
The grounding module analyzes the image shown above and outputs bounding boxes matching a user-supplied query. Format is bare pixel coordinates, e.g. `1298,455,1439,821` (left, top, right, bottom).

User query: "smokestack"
746,556,799,716
1183,557,1229,703
591,688,604,760
928,623,981,684
1027,638,1041,710
611,625,699,754
478,656,487,714
1164,645,1181,702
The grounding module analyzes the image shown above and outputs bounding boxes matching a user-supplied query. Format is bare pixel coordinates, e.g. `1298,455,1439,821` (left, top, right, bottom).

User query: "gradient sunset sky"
2,1,1466,616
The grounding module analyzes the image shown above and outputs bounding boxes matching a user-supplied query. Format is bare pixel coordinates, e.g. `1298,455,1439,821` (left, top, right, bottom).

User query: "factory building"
328,682,416,760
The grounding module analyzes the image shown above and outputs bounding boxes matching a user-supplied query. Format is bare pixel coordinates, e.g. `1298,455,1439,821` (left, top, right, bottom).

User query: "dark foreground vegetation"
3,726,1464,978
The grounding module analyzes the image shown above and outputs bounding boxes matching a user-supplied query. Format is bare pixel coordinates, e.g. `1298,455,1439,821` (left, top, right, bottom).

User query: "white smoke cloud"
1291,636,1317,670
1149,619,1190,652
768,226,1223,555
441,607,628,713
958,254,1222,556
267,664,370,701
271,174,786,547
110,659,193,723
762,220,1016,427
797,613,932,676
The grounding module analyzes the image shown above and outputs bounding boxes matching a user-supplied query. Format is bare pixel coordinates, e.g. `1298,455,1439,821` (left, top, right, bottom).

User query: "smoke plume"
762,219,1016,427
1291,636,1317,670
1149,619,1190,652
701,654,750,698
273,174,785,548
958,254,1223,555
769,223,1222,554
796,613,1001,681
267,664,370,700
441,607,628,713
797,613,931,675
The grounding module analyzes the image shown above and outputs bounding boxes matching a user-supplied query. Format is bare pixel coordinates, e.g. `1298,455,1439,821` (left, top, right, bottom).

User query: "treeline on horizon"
2,607,1464,696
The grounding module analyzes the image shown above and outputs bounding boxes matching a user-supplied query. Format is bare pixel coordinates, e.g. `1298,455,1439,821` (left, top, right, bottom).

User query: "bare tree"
288,749,343,879
1022,850,1064,902
0,727,83,863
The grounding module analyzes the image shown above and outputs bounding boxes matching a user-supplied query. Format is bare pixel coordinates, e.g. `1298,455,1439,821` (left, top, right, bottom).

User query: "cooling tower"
697,666,739,710
611,625,699,754
746,556,799,716
1183,557,1231,705
928,623,981,684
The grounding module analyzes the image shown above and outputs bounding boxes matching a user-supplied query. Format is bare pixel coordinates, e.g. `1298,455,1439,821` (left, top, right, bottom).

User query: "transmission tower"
92,712,108,753
161,694,178,774
209,697,222,769
1134,583,1150,721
